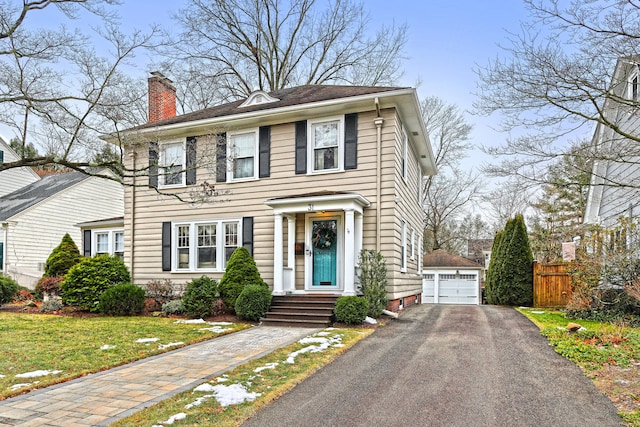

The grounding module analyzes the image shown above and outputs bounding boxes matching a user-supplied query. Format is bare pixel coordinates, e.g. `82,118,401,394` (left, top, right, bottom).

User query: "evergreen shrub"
219,247,267,312
182,276,220,318
358,249,388,317
334,296,369,325
98,283,145,315
44,233,80,277
235,284,272,321
61,255,131,311
0,275,19,304
162,300,184,315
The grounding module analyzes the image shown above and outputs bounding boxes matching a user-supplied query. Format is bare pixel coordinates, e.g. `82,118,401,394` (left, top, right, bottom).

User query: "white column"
354,212,363,263
343,209,356,296
286,215,296,292
273,213,285,295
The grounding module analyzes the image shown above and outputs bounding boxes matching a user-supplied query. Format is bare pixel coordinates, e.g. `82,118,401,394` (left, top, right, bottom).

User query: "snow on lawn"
11,381,39,390
100,345,115,350
286,332,344,364
136,338,160,343
16,370,62,378
173,319,236,333
254,362,279,373
151,412,186,426
158,342,184,350
0,374,4,378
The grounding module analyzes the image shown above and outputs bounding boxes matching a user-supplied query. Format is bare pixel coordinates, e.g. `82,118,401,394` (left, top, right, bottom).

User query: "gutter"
374,97,384,253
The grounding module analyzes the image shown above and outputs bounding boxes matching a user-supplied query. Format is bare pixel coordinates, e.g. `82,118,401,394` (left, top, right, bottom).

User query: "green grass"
518,308,640,425
0,313,250,399
112,328,373,427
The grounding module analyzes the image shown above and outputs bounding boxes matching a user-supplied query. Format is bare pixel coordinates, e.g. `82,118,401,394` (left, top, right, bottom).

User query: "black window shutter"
162,222,171,271
259,126,271,178
242,217,254,257
295,120,307,174
83,230,91,257
186,136,197,185
216,133,227,183
344,113,358,170
149,141,159,188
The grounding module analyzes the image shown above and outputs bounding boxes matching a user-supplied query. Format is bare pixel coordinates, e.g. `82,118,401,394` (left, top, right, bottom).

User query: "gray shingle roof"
0,172,90,221
134,84,405,130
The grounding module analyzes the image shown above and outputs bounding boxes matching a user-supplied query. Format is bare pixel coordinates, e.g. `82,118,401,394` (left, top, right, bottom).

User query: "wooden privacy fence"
533,262,572,307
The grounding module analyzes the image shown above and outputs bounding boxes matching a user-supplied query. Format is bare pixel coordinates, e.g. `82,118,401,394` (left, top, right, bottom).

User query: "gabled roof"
0,172,90,221
423,249,483,269
134,85,404,130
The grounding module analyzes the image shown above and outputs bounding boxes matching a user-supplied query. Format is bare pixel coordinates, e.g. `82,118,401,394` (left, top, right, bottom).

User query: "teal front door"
312,219,338,287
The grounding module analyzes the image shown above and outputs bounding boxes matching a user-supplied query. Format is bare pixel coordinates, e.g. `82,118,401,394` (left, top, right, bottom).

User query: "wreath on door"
313,223,336,249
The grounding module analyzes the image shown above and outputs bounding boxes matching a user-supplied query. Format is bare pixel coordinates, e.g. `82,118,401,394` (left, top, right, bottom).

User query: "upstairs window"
309,117,343,173
229,130,257,180
633,75,639,101
160,142,185,187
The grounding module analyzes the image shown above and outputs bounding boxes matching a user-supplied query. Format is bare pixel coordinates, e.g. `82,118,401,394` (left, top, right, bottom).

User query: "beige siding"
5,176,124,288
127,107,429,300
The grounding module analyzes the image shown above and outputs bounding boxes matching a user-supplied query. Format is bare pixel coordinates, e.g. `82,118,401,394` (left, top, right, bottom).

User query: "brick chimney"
148,71,176,123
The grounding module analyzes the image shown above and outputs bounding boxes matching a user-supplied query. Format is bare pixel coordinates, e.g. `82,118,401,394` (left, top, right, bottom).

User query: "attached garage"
422,249,483,305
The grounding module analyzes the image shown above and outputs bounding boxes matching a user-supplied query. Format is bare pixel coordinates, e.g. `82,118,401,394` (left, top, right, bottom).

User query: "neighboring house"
114,73,436,311
422,249,484,305
76,217,125,259
466,238,493,268
0,172,124,288
0,135,40,198
585,56,640,227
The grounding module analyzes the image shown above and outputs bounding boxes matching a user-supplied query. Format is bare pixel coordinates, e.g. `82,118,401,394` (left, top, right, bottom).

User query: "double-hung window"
174,220,240,271
401,220,407,272
160,141,185,187
93,229,124,259
230,130,257,180
309,117,342,173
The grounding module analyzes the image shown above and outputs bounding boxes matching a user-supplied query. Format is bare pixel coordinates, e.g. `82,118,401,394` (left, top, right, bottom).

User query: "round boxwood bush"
334,296,369,325
235,284,272,321
98,283,145,315
44,233,81,277
162,299,185,315
61,255,131,311
182,276,219,318
218,247,267,313
0,275,19,305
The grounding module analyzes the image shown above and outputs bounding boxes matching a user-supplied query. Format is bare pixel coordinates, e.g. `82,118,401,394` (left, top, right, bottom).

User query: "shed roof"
423,249,483,269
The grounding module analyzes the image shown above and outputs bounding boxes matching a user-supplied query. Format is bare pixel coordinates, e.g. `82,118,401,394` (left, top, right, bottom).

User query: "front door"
306,216,341,290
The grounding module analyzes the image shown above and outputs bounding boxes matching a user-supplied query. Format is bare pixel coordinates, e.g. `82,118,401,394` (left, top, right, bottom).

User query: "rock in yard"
566,322,582,332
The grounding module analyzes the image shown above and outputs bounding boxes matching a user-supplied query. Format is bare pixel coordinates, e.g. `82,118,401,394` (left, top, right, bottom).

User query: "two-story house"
116,73,435,314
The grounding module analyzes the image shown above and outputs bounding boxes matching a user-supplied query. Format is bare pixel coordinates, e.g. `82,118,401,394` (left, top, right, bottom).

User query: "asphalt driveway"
242,304,624,427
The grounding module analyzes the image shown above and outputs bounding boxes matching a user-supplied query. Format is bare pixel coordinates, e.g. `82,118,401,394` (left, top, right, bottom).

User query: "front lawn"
0,312,250,399
518,308,640,426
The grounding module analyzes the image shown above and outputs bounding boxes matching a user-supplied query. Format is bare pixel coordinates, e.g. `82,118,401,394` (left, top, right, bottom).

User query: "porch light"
295,242,305,255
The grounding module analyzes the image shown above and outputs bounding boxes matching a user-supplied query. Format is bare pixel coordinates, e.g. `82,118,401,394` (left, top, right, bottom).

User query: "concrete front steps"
261,295,338,328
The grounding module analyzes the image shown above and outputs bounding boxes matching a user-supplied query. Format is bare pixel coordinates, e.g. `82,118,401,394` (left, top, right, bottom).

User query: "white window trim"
308,116,344,174
629,70,640,101
401,220,407,272
92,229,125,257
171,219,241,273
410,228,415,260
159,139,186,188
228,128,259,182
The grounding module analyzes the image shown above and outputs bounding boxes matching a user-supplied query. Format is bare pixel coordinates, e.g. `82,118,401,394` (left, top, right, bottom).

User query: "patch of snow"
199,326,231,333
315,331,331,336
254,362,279,373
0,374,4,378
286,333,344,364
185,394,214,409
100,345,115,350
159,342,184,350
364,316,377,324
152,412,186,425
11,383,33,390
194,383,216,392
531,311,545,314
216,377,229,382
16,370,62,378
211,383,261,407
207,321,233,325
136,338,160,343
175,319,206,324
299,337,330,345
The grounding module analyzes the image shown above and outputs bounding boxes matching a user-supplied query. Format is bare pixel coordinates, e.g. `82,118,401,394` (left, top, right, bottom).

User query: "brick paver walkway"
0,326,316,427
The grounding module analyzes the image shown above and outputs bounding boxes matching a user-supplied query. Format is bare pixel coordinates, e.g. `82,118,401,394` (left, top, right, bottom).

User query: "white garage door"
439,274,478,304
422,274,435,303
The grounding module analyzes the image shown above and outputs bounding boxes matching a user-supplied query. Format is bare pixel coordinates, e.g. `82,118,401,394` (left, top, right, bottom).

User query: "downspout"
129,151,136,282
374,97,384,253
1,222,7,274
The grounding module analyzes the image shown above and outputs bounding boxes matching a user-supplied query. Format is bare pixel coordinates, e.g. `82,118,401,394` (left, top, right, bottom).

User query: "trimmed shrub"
334,296,369,325
235,284,272,321
98,283,146,315
0,275,19,305
162,299,185,315
35,276,63,301
182,276,220,318
219,247,267,312
40,297,63,313
61,255,131,311
44,233,80,277
358,250,388,317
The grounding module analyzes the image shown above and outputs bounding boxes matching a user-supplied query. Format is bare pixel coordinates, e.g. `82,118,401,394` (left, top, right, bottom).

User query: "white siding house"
0,135,40,198
0,172,124,288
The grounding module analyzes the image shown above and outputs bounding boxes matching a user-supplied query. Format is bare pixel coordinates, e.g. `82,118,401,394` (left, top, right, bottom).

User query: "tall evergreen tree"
485,229,504,305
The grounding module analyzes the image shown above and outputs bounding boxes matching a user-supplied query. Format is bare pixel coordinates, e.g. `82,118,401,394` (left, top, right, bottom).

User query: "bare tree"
474,0,640,189
161,0,407,111
0,0,159,179
485,178,532,229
